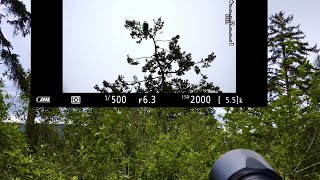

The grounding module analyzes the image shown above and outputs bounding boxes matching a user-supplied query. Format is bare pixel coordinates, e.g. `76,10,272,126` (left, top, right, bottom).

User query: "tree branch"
158,47,169,52
107,75,161,85
292,131,319,174
155,39,171,42
304,172,318,177
295,162,320,174
151,36,166,90
131,56,153,60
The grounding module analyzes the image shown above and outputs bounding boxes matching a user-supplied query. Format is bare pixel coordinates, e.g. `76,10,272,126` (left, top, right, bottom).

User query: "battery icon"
36,96,51,103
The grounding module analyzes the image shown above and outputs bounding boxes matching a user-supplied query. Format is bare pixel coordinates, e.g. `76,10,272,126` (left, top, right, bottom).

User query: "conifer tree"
0,0,36,148
267,11,319,100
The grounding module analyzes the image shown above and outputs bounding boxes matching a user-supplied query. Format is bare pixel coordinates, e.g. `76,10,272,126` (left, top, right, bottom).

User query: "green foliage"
0,81,64,179
310,66,320,107
52,107,224,179
0,79,9,119
1,144,65,180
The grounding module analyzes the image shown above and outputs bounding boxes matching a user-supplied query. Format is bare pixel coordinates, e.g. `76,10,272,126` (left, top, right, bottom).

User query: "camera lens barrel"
209,149,283,180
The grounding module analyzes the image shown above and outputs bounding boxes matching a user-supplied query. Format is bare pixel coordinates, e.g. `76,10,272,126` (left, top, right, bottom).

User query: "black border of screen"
31,0,267,107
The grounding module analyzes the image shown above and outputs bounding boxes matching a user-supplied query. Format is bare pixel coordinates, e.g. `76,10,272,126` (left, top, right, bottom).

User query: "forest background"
0,0,320,179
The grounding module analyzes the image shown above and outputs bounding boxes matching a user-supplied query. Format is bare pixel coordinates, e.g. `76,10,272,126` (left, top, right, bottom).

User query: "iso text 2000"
190,95,211,104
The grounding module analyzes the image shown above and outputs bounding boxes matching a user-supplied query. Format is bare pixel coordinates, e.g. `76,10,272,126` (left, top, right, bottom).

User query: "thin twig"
295,162,320,173
303,152,320,162
292,131,317,173
155,39,171,42
131,56,153,60
304,172,318,177
158,48,169,52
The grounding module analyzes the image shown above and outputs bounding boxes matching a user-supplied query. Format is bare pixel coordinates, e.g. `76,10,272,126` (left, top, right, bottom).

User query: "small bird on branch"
142,21,149,39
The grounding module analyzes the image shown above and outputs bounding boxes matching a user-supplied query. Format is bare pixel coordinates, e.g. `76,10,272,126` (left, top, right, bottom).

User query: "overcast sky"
0,0,320,119
63,0,237,93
